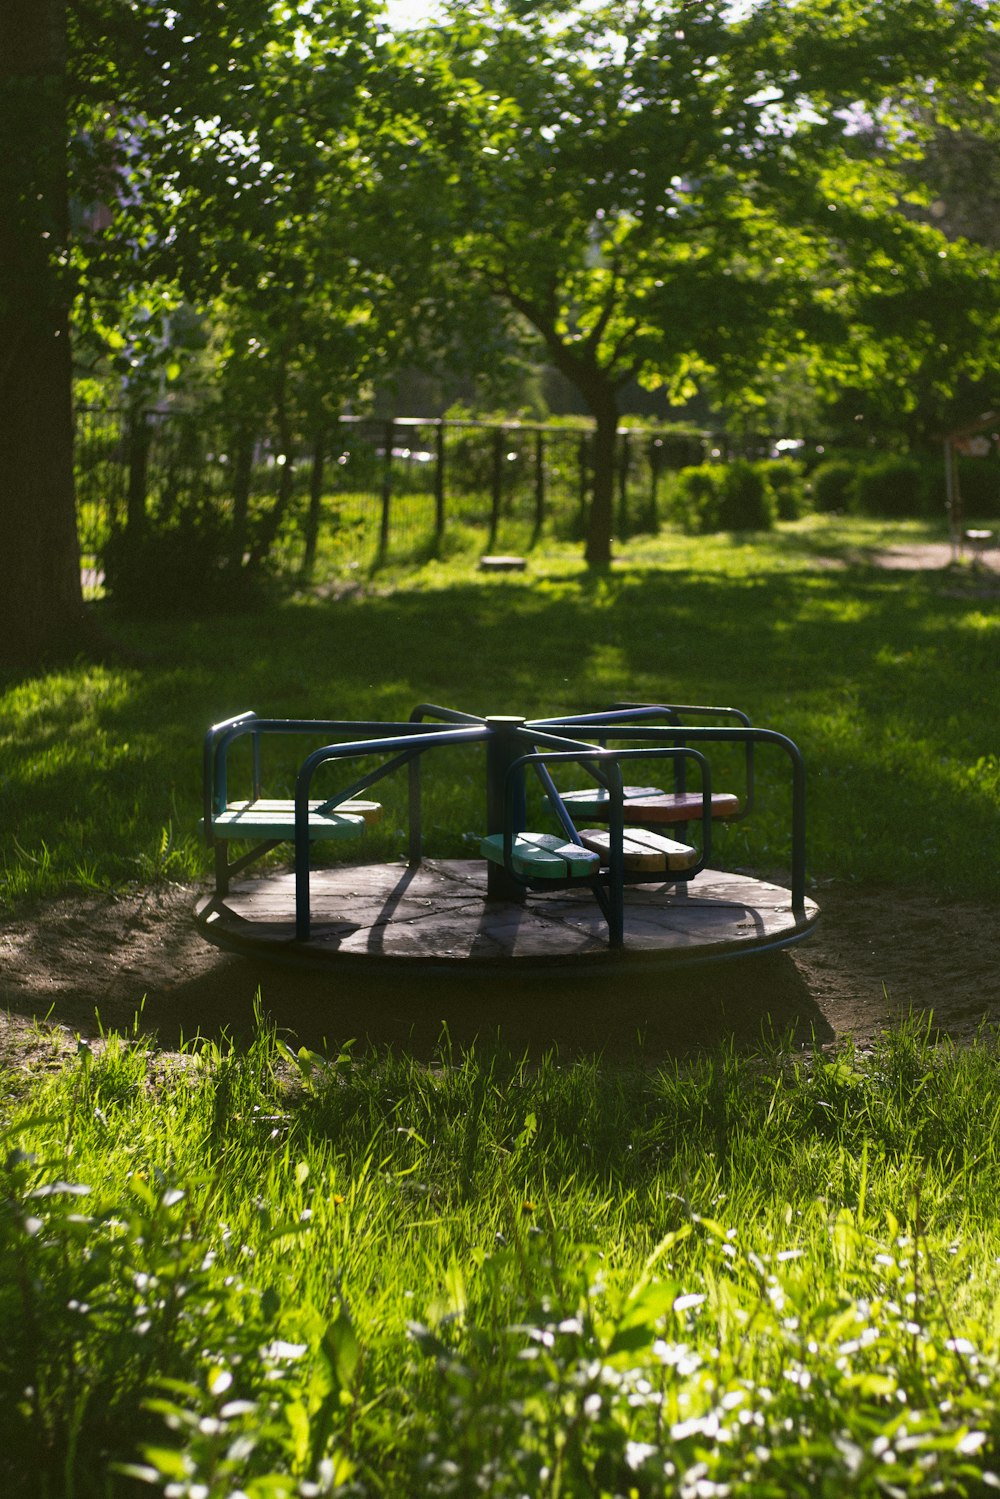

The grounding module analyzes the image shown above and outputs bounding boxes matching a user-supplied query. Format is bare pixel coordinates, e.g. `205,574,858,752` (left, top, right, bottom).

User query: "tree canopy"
3,0,999,659
384,0,1000,559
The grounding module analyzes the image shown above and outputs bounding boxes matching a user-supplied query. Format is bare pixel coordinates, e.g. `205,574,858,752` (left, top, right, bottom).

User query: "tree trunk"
247,364,295,569
300,425,326,581
585,395,619,568
0,0,85,666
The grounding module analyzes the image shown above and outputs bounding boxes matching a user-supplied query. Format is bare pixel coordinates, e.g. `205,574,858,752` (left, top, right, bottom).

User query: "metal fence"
74,408,717,572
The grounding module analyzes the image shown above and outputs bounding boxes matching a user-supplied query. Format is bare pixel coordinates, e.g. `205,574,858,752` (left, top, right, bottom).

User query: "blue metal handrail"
203,712,466,831
502,745,714,947
535,702,757,819
536,723,808,915
293,724,489,939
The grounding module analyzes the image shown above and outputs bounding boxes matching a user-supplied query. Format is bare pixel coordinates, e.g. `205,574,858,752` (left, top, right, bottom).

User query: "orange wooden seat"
558,786,739,824
578,827,698,873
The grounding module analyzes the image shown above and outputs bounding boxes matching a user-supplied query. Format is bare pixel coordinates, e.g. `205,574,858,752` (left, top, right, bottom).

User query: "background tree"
2,0,384,662
394,0,999,563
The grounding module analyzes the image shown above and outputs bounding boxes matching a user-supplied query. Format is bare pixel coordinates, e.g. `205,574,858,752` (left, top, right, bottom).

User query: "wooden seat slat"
558,787,739,823
480,832,600,880
578,827,699,873
211,806,367,841
226,797,383,825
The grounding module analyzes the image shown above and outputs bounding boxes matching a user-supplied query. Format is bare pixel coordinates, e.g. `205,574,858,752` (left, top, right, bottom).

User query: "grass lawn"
2,514,997,907
2,514,1000,1496
4,1018,1000,1496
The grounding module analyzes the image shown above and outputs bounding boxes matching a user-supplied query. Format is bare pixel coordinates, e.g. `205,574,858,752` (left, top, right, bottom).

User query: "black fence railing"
74,408,772,574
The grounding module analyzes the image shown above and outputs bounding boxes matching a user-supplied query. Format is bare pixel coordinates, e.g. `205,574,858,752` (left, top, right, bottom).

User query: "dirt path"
2,881,998,1068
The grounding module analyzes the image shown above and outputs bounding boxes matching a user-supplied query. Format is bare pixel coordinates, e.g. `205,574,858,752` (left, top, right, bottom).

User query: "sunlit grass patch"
4,1016,1000,1495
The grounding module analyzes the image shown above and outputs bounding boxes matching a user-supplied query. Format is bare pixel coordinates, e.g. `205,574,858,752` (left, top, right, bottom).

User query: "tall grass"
3,1015,1000,1495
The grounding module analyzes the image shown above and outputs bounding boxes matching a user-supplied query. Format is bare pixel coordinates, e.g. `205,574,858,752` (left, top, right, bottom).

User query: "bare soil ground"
1,879,998,1069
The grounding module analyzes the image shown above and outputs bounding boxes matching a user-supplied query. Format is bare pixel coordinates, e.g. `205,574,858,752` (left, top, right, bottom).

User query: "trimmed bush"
757,458,807,520
671,460,783,533
717,459,776,530
670,463,723,534
810,460,858,513
854,455,926,518
956,457,1000,519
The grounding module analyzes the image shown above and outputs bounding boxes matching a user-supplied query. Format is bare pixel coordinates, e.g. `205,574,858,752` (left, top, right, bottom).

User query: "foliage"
854,455,928,518
717,459,777,531
669,464,723,534
387,0,1000,562
810,453,993,521
904,32,1000,250
811,460,859,513
953,457,1000,519
670,461,777,532
101,512,259,617
757,458,808,520
6,1021,1000,1494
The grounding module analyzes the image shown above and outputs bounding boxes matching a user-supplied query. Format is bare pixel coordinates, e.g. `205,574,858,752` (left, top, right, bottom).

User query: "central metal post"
485,715,527,902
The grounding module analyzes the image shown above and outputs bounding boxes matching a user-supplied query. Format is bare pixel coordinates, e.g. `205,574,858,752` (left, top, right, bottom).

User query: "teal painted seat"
480,831,600,880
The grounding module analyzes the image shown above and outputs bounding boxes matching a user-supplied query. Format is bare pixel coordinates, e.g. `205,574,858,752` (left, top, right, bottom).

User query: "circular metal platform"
195,859,819,976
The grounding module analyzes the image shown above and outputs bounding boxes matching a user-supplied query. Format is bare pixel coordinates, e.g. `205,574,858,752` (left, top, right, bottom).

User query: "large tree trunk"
0,0,84,667
526,312,620,567
583,390,619,568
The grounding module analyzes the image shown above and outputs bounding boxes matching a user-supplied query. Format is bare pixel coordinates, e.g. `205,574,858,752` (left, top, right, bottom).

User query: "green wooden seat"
224,797,383,825
556,785,739,823
578,826,698,873
210,799,377,841
480,831,601,880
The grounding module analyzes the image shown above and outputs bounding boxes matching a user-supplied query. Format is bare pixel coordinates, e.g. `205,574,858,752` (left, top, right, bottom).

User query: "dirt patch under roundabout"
1,878,997,1072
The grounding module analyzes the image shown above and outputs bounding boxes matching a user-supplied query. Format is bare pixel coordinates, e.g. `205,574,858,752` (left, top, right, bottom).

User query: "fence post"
648,436,662,532
489,426,503,550
378,420,394,563
533,428,545,540
434,421,446,546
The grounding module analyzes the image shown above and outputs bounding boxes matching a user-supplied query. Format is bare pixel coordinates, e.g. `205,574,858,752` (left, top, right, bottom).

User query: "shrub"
670,461,781,533
101,504,255,615
669,463,723,533
810,460,858,513
854,455,927,518
716,459,776,530
757,458,807,520
956,457,1000,519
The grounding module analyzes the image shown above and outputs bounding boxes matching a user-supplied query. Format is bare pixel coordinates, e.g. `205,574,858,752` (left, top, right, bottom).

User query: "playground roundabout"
3,687,999,1070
